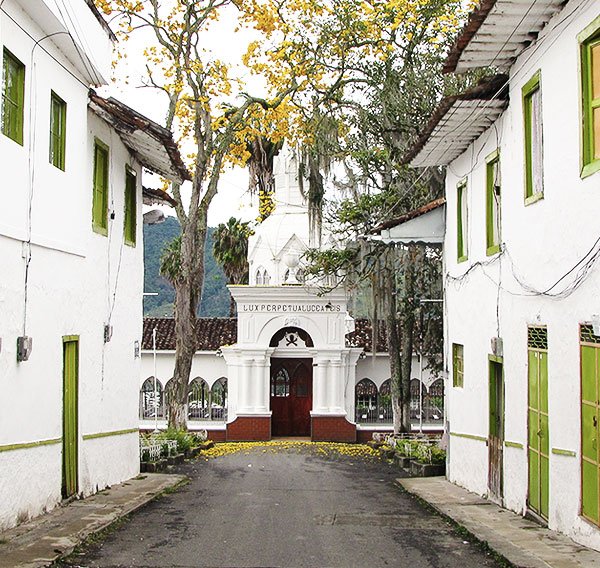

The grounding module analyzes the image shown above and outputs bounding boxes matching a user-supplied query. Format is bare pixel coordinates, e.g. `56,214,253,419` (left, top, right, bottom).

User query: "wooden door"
270,358,312,436
581,325,600,524
62,337,79,499
488,359,504,502
528,329,549,520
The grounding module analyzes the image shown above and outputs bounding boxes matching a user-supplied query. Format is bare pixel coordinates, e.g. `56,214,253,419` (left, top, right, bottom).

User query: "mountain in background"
143,216,230,317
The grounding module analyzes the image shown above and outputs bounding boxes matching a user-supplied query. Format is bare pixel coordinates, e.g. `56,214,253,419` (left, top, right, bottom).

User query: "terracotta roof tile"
142,318,237,351
346,319,388,352
143,317,388,353
370,198,446,233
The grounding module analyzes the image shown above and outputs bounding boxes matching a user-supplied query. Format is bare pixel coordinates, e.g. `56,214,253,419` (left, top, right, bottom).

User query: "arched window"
140,377,164,419
409,379,427,419
263,269,270,285
271,368,290,397
355,379,378,423
424,379,444,422
211,377,228,420
188,378,210,420
378,379,392,423
256,269,263,285
283,268,305,284
324,273,337,288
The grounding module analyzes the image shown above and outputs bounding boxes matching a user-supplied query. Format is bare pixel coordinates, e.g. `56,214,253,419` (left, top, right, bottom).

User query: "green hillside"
143,216,230,317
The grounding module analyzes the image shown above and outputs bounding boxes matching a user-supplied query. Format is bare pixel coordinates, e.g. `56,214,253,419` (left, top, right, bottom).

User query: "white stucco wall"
443,1,600,550
0,0,141,531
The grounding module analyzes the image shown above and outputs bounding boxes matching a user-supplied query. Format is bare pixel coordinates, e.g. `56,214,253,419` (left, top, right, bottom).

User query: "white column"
313,359,329,412
328,359,342,413
239,358,253,413
253,358,268,412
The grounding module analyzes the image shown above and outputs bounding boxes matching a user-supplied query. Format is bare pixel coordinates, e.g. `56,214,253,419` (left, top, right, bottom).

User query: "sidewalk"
0,473,186,568
397,477,600,568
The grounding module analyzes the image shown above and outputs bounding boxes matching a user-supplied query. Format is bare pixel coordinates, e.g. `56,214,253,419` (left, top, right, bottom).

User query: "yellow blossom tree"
97,0,469,431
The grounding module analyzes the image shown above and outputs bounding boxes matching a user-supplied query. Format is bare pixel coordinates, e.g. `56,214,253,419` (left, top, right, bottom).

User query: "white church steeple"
248,147,313,286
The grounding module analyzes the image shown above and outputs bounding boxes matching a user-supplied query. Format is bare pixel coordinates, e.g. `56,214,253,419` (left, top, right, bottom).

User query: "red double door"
270,358,313,437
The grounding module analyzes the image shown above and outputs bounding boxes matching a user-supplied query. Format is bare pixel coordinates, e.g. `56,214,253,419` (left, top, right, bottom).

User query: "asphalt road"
60,446,501,568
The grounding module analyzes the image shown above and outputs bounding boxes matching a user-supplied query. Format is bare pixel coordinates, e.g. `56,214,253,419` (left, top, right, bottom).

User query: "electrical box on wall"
104,324,113,343
17,336,33,362
491,337,503,358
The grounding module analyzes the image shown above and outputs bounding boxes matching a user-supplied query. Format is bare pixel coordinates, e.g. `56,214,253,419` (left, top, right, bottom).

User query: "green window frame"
522,71,543,204
486,150,501,256
452,343,464,388
580,16,600,178
457,179,468,262
124,167,137,246
2,48,25,145
92,140,109,235
49,91,66,170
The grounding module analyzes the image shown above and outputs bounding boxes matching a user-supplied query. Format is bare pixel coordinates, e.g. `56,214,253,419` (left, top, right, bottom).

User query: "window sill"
486,244,500,256
457,255,468,264
524,192,544,206
2,131,23,146
581,160,600,179
92,224,108,237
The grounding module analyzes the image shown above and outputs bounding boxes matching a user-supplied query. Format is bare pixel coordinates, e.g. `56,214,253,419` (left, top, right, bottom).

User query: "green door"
62,337,79,498
582,325,600,525
527,326,549,519
488,358,504,502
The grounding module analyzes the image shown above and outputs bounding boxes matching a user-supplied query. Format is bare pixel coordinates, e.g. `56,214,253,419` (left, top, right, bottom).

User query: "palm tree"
212,218,252,316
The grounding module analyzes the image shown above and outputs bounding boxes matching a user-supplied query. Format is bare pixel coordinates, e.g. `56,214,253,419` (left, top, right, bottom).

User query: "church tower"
221,148,362,442
248,148,313,286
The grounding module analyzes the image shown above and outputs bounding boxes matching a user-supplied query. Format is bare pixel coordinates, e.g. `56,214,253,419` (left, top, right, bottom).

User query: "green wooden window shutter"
456,181,467,262
124,168,136,246
2,49,25,145
522,71,543,203
452,344,464,388
49,92,66,170
580,18,600,178
92,141,109,235
486,151,501,256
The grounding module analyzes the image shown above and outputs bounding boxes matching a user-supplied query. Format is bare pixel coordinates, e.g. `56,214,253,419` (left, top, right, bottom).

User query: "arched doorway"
270,358,312,436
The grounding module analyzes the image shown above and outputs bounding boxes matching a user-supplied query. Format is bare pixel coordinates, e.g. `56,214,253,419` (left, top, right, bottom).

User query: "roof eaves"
444,0,497,74
84,0,117,42
88,91,191,183
370,198,446,234
143,186,178,208
402,74,509,168
444,0,567,74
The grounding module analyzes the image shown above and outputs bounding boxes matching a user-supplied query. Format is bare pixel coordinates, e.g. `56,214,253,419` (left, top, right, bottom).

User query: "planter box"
394,455,412,469
379,448,395,459
409,460,445,477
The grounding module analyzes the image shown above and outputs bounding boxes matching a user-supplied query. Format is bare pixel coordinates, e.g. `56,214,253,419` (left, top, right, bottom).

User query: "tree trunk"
382,248,405,435
166,213,208,430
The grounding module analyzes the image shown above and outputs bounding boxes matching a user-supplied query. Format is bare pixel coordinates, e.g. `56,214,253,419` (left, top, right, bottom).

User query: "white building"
0,0,188,530
406,0,600,550
140,151,442,441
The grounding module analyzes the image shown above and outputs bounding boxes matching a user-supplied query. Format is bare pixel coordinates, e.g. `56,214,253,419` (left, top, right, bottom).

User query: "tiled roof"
143,186,178,208
142,318,237,351
444,0,565,74
403,74,509,168
370,198,446,233
347,319,388,352
89,92,191,184
142,317,389,353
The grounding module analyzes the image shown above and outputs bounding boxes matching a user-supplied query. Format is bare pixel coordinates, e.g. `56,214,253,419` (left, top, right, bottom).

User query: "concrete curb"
0,473,187,568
